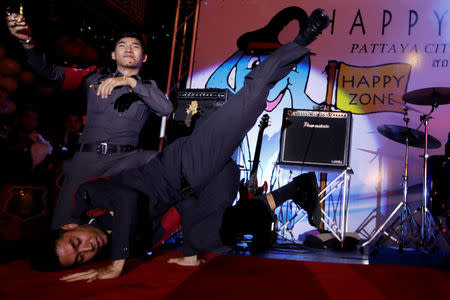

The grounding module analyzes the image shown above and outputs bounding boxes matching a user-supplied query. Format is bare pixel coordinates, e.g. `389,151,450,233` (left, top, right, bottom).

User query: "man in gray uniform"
7,14,173,229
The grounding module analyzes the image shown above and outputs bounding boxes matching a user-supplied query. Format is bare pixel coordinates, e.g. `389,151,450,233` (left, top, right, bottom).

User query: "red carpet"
1,250,448,299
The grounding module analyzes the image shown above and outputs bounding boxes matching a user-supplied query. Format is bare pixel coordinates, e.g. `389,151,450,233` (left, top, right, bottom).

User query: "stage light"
405,53,422,68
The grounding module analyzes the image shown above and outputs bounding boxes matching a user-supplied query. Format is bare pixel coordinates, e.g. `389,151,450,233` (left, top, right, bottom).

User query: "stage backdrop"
189,0,450,240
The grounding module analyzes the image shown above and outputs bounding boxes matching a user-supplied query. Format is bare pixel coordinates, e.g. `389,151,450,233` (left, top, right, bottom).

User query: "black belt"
75,142,136,155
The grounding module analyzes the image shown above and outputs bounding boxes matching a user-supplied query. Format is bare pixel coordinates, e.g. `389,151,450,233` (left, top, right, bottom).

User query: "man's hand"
30,142,51,168
29,131,52,167
6,13,33,49
60,259,125,283
29,131,47,144
97,77,137,99
167,255,204,266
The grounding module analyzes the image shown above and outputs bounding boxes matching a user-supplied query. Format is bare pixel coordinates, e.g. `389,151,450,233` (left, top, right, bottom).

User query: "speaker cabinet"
279,109,352,168
170,89,228,141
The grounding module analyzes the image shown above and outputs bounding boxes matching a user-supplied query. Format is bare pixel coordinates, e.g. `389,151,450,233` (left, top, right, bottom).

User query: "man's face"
111,37,147,70
64,115,82,133
56,224,108,267
0,90,15,115
19,110,39,132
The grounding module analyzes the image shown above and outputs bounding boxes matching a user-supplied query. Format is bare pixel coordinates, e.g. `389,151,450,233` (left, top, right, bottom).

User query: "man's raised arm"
6,13,97,90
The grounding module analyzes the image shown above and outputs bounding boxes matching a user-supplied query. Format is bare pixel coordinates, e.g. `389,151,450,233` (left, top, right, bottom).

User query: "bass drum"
428,155,450,217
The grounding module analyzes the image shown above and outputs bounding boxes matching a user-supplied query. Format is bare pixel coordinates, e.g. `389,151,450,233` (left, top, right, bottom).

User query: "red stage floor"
1,237,449,300
1,248,448,300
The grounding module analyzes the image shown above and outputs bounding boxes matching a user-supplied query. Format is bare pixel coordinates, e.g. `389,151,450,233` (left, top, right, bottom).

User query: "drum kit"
362,87,450,253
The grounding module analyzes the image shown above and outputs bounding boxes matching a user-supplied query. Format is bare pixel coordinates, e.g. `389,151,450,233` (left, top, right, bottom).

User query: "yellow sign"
336,62,411,114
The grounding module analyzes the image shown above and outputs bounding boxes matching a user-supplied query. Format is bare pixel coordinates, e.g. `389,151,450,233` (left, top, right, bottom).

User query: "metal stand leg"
417,114,442,252
365,111,443,253
362,133,419,249
278,167,353,246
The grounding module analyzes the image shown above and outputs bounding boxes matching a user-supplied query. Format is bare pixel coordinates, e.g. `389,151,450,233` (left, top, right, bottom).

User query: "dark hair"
65,112,83,120
111,32,146,51
28,229,65,272
17,103,39,115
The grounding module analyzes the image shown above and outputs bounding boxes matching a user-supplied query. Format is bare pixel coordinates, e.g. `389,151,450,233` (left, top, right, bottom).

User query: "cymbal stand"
418,110,438,250
362,108,419,250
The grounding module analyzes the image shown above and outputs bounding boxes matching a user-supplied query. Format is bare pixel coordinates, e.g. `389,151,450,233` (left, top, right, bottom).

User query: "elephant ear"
236,6,308,54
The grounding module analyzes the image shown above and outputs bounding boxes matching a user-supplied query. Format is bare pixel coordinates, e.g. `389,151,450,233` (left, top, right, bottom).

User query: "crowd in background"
0,46,86,241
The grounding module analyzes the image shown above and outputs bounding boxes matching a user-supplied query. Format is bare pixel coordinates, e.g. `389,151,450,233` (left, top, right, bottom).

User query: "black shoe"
221,198,276,251
299,8,330,45
292,172,321,227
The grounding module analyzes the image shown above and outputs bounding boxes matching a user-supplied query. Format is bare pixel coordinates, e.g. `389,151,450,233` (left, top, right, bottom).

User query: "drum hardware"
403,87,449,249
428,155,450,217
364,87,449,254
361,107,426,251
390,98,425,116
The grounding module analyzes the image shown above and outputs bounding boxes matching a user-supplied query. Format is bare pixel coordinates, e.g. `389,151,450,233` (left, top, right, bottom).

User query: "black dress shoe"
292,172,321,227
299,8,330,45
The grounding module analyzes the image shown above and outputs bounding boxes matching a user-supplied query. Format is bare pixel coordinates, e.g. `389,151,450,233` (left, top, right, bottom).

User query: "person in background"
62,113,83,152
0,87,16,116
0,105,53,186
50,112,83,158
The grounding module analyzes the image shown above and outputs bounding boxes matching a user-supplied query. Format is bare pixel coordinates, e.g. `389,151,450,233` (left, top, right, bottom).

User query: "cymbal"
402,87,450,106
377,125,442,149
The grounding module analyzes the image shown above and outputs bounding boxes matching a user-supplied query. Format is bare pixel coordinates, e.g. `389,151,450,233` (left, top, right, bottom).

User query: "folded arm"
132,79,173,116
97,76,173,116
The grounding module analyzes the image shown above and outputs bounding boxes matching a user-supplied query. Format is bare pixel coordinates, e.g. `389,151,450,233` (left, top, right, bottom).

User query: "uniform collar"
113,70,141,80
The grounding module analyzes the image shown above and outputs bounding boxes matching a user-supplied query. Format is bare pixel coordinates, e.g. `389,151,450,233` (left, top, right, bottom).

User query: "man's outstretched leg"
181,9,330,189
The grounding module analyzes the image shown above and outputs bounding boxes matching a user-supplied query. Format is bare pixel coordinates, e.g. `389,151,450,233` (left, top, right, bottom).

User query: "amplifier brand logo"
178,90,227,99
303,122,330,129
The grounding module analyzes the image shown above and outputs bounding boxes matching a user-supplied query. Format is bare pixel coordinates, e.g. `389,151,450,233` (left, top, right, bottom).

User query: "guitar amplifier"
170,89,229,140
279,109,352,168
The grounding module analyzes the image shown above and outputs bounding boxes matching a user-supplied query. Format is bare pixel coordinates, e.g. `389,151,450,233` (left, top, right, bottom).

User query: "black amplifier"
170,89,229,140
279,109,352,168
